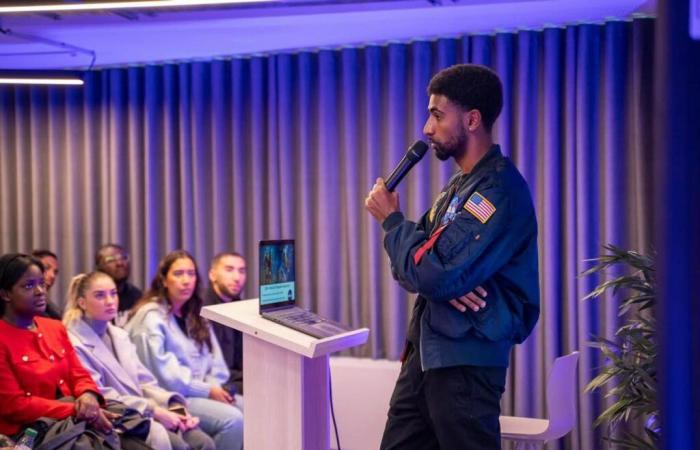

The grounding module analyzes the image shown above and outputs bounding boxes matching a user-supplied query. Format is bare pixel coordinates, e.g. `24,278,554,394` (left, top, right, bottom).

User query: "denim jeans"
187,397,243,450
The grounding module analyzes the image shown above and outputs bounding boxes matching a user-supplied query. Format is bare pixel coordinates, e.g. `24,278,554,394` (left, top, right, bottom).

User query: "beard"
107,267,129,283
432,124,468,161
214,281,242,301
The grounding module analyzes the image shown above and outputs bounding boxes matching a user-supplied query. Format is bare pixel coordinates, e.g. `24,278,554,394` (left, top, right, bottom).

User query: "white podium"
201,299,369,450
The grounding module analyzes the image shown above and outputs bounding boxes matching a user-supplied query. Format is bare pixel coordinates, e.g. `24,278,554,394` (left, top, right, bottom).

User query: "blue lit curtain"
0,18,655,449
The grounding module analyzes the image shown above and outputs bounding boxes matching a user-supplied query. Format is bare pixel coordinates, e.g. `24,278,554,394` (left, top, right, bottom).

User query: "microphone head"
407,140,429,162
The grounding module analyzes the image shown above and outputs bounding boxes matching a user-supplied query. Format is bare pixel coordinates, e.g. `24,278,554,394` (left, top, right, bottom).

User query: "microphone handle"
385,157,413,192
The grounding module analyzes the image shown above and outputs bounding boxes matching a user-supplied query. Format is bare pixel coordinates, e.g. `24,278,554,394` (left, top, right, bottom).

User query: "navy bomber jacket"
382,145,540,370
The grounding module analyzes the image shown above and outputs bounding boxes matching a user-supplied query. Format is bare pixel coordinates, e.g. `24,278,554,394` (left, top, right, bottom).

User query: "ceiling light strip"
0,0,274,14
0,78,84,85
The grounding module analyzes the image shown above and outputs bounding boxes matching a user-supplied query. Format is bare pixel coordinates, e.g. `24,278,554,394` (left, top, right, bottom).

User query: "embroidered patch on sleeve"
464,192,496,224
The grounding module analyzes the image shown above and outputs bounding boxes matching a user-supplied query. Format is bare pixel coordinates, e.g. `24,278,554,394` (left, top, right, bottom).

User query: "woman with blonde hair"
64,270,215,450
125,250,242,450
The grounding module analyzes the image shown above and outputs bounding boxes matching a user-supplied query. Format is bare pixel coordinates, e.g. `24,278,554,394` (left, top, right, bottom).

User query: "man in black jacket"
204,251,247,396
365,64,540,449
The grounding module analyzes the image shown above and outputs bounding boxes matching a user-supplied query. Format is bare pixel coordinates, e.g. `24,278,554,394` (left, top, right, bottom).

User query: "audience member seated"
125,250,243,450
31,249,62,320
64,271,216,450
95,244,143,326
0,254,111,439
205,252,247,396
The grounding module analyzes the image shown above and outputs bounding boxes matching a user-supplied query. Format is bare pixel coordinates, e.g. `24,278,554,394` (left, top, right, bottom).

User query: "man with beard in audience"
204,252,247,398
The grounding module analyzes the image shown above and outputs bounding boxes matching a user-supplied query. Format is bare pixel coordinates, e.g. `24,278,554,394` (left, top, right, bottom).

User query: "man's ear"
0,289,8,303
463,109,482,132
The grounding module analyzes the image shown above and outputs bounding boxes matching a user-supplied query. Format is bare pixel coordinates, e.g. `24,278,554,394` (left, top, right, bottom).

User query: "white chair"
329,357,402,450
500,351,580,450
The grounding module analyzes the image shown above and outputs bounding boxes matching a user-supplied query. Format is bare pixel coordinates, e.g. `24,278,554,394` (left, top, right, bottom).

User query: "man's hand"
449,286,488,312
365,178,400,223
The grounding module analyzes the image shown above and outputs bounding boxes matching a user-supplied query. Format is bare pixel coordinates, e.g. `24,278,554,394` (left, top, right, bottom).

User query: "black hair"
427,64,503,132
210,251,245,269
0,253,44,316
31,249,57,260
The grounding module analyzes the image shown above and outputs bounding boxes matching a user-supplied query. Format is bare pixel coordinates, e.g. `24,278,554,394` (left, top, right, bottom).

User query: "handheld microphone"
385,140,429,192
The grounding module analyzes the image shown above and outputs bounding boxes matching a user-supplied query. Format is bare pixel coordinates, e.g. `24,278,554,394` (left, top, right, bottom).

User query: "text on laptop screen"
259,241,296,306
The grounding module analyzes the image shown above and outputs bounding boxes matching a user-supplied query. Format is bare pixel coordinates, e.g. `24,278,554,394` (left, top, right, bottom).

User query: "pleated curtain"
0,17,655,449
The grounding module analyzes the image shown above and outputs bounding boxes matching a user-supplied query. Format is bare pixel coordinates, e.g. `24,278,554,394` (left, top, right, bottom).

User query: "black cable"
0,26,96,71
328,366,342,450
87,51,96,71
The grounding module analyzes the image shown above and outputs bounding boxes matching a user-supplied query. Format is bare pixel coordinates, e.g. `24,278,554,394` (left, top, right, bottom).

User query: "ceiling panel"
0,0,653,69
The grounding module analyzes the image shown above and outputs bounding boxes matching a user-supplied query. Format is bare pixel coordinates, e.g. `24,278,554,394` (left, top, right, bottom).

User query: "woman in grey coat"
125,251,243,450
64,271,215,450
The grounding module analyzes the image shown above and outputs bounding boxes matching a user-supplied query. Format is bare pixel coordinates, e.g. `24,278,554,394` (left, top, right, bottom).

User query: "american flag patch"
464,192,496,223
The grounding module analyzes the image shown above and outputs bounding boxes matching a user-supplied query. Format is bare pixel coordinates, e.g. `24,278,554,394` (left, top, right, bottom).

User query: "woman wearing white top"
63,271,215,450
125,251,243,450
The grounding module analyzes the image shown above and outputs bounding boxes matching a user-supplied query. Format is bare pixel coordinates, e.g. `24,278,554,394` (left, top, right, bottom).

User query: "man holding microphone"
365,64,540,449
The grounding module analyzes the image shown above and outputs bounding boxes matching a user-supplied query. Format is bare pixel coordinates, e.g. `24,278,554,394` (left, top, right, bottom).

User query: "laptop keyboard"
262,307,352,339
276,309,322,325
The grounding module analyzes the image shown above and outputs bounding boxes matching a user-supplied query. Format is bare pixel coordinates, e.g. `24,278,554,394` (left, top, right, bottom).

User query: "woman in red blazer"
0,253,112,438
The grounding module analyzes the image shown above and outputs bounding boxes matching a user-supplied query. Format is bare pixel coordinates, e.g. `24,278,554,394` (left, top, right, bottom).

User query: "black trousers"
380,344,506,450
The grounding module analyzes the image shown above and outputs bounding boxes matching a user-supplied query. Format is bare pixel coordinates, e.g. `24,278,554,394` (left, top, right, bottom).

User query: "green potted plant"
583,244,658,449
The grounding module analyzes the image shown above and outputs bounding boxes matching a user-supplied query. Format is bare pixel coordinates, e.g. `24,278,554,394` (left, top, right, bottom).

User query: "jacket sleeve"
204,325,231,387
60,326,104,404
72,344,153,416
383,184,529,302
130,313,214,399
0,344,75,423
132,348,186,407
110,325,186,407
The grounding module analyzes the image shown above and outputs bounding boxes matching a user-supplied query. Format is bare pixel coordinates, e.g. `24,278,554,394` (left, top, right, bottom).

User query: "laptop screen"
259,239,296,310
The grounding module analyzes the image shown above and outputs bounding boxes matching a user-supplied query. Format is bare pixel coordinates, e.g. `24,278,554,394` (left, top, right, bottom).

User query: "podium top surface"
201,299,369,358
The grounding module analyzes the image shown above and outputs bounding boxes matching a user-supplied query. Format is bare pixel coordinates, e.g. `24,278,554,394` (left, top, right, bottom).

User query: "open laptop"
259,239,352,339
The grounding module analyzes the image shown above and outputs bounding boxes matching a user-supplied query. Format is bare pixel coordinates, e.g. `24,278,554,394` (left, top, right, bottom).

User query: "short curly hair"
428,64,503,132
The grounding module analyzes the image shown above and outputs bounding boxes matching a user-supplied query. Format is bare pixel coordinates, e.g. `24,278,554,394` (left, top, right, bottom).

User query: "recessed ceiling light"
0,0,275,14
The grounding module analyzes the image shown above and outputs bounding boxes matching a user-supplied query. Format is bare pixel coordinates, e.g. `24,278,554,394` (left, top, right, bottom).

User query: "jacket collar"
469,144,502,175
69,319,114,354
70,319,142,393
